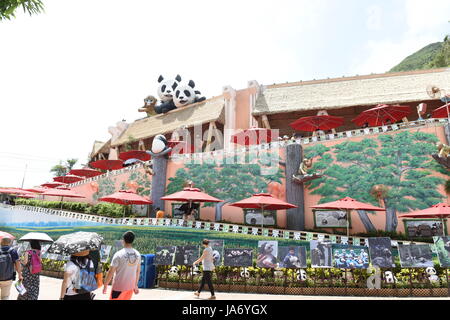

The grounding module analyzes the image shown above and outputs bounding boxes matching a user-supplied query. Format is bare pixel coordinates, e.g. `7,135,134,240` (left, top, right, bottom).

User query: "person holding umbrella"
60,250,99,300
17,233,54,300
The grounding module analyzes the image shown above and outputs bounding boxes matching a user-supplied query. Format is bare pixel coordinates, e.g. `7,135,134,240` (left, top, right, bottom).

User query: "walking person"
59,250,101,300
0,237,22,300
193,239,216,300
103,231,141,300
17,240,42,300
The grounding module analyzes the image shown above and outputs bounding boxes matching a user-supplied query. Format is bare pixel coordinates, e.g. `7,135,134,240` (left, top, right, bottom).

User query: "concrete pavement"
7,276,450,300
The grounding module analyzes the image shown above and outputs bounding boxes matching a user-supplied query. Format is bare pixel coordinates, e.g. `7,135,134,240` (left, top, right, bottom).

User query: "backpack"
28,249,42,274
0,248,14,281
73,258,98,294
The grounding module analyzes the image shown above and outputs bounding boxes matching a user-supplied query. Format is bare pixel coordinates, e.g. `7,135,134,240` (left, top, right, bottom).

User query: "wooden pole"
261,115,271,129
151,155,168,217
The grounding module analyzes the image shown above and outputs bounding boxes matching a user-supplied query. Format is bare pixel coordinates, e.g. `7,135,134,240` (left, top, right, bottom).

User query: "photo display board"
278,246,307,268
100,244,112,263
332,244,370,269
174,245,200,265
244,209,276,226
398,243,434,268
434,236,450,267
368,237,394,268
223,248,253,267
154,246,177,265
310,240,333,268
209,240,224,266
257,241,278,268
314,210,348,228
404,220,444,238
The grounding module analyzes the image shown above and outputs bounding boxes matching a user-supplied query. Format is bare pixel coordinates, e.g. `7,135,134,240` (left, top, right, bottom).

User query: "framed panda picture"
174,245,200,266
208,240,224,266
313,210,349,228
154,246,177,265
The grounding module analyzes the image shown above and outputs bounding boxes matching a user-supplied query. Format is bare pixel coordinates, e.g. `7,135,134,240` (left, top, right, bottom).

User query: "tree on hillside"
0,0,44,20
166,152,284,221
50,158,78,177
428,35,450,69
304,131,446,232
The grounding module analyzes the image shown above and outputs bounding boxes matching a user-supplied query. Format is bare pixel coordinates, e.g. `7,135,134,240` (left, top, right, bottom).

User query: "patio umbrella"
118,150,151,162
289,115,345,132
53,174,84,184
19,232,53,243
229,193,297,229
311,196,385,236
231,127,275,146
41,187,85,209
161,187,223,219
90,159,124,171
399,203,450,236
47,231,103,255
0,231,15,240
24,187,49,194
352,104,411,127
99,189,153,217
69,168,103,178
431,103,450,119
41,181,67,188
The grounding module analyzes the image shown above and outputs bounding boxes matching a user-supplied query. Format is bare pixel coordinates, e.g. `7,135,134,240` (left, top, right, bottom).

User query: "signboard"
243,209,277,227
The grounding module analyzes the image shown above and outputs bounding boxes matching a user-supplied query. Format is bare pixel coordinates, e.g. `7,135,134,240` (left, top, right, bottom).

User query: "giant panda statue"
173,80,206,108
146,134,172,158
154,75,181,114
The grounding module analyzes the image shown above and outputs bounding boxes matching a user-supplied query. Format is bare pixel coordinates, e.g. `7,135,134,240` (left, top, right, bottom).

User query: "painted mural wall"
46,125,450,235
303,126,450,235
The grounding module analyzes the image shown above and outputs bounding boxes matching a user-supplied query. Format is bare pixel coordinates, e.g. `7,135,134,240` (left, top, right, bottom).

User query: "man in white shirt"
103,231,141,300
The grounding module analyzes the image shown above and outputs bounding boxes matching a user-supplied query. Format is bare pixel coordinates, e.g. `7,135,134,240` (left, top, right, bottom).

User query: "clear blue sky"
0,0,448,188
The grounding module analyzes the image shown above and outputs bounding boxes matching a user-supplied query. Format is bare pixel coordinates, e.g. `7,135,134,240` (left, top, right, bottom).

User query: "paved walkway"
7,276,450,300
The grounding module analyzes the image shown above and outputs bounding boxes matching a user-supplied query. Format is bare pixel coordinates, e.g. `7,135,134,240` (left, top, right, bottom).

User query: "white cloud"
366,5,382,31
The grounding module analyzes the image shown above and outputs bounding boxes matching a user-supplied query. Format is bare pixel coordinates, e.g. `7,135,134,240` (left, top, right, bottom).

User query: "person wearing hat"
59,250,100,300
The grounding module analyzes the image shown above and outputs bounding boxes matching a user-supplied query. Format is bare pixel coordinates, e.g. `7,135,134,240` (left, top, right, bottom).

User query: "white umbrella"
19,232,54,243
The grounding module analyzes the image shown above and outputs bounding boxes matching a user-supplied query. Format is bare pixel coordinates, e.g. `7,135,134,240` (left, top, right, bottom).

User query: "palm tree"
0,0,44,20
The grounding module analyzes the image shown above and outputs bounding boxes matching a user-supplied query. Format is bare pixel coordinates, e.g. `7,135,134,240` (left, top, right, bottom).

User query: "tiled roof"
111,96,225,147
254,68,450,115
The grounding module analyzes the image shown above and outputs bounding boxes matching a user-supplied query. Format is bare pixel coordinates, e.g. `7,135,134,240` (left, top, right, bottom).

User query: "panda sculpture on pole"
154,74,181,114
146,134,172,158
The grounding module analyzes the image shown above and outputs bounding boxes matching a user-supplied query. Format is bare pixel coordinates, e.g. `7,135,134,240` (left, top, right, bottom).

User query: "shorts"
110,289,133,300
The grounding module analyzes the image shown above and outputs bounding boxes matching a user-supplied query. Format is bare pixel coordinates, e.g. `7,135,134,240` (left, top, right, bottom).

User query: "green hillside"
389,42,444,72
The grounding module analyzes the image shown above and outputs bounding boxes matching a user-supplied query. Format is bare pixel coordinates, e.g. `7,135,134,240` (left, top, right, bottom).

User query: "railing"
12,205,424,247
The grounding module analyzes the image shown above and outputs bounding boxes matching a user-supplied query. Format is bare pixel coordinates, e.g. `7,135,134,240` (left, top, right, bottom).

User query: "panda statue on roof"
154,74,181,114
173,80,206,108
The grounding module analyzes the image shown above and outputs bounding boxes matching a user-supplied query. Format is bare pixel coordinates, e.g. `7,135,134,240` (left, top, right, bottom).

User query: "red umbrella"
53,174,84,184
24,187,49,193
0,188,35,196
41,187,85,209
16,194,36,199
290,115,345,132
161,188,223,220
399,203,450,236
311,196,385,236
118,150,151,162
0,231,15,240
99,189,153,217
161,187,223,203
432,103,450,119
69,168,103,178
231,127,275,146
90,160,123,171
352,104,411,127
230,193,297,228
41,181,67,188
